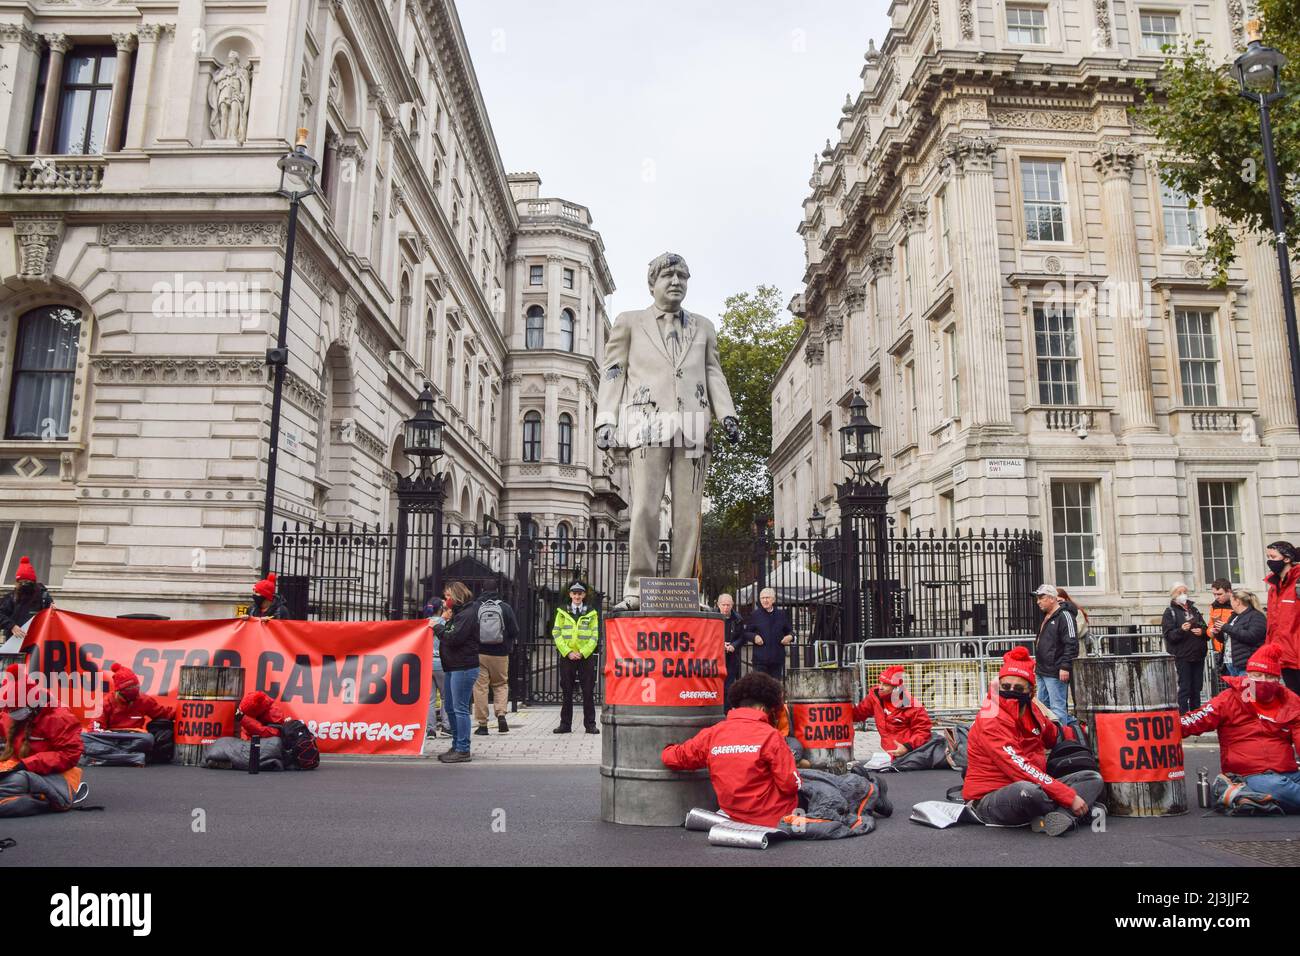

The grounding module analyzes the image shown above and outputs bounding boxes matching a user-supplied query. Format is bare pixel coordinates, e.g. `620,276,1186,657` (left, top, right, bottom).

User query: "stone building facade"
771,0,1299,622
0,0,622,619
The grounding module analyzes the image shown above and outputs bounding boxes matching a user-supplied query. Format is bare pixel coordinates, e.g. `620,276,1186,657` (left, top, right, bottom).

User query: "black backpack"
146,718,175,765
278,719,320,771
1046,730,1098,778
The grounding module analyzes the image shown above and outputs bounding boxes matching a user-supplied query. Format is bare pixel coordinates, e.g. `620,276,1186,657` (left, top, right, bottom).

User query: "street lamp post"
1234,20,1300,434
260,128,318,577
836,391,889,644
391,383,447,619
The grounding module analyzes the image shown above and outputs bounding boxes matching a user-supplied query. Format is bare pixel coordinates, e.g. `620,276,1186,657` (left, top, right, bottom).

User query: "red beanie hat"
1246,643,1284,678
998,646,1037,686
14,556,36,582
878,665,906,688
253,572,276,600
240,690,272,718
110,662,141,701
1,664,43,711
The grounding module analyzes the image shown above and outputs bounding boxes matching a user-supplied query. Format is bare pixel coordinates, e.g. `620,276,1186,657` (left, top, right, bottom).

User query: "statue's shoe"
612,596,640,611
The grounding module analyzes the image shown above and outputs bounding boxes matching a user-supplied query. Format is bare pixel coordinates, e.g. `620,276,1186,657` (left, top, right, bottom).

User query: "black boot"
498,716,509,733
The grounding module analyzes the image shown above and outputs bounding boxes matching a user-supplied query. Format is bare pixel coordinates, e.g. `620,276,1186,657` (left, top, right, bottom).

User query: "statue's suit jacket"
595,307,737,449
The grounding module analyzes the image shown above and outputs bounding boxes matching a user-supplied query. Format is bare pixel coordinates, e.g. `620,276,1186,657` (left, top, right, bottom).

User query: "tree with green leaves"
1136,2,1297,284
704,285,803,534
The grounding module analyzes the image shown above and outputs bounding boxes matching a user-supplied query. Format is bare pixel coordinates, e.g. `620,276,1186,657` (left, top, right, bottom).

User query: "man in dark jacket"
241,572,288,620
716,593,747,710
0,556,54,650
746,588,793,680
1033,584,1079,729
1163,581,1208,713
438,582,481,762
473,589,519,736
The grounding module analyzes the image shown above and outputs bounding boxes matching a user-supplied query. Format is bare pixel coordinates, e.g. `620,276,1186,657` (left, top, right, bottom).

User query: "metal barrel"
175,665,245,767
785,667,856,773
601,704,721,826
1072,655,1188,816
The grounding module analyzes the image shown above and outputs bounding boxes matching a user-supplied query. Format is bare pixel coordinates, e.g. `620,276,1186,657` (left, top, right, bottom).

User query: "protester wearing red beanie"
852,666,948,770
0,556,54,646
100,662,175,731
0,664,87,816
1182,643,1300,812
960,647,1103,836
241,572,287,621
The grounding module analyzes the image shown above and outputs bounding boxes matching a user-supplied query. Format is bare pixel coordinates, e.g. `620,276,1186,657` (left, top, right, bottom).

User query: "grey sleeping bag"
80,730,154,767
203,736,284,771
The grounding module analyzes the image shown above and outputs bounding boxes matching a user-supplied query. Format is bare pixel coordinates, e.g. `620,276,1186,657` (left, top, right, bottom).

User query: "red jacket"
1181,678,1300,775
962,695,1077,808
100,692,175,731
239,691,288,739
661,708,801,827
0,707,84,775
1265,565,1300,669
852,691,933,751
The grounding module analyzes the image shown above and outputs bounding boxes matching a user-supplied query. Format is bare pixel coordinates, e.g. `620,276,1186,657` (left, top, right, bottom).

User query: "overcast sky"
457,0,891,321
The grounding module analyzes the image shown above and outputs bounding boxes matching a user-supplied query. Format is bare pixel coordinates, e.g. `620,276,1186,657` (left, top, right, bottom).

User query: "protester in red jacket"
853,665,933,755
1264,541,1300,694
99,663,175,731
661,672,801,827
238,690,288,739
962,647,1103,836
0,664,86,816
1181,643,1300,813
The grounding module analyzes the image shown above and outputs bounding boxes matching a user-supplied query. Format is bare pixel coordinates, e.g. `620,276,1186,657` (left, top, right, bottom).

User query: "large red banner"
602,616,724,707
20,609,431,755
1093,710,1185,783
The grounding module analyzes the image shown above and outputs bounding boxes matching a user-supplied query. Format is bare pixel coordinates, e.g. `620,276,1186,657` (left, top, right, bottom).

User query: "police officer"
553,582,599,735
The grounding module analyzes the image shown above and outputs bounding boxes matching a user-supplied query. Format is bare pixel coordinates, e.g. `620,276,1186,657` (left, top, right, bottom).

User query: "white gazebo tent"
736,556,837,605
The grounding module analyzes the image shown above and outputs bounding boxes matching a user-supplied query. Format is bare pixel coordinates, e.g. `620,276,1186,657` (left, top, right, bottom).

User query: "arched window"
557,413,573,465
556,521,571,566
399,272,412,347
7,306,81,440
462,362,471,413
525,305,545,350
560,309,575,352
522,411,542,462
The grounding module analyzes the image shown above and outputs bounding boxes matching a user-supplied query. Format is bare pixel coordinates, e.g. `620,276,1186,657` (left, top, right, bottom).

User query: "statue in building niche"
208,51,253,143
595,252,741,610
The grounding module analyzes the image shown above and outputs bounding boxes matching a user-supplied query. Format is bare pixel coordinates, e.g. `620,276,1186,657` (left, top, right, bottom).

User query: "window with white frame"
1050,481,1098,588
1139,11,1180,53
558,413,573,465
560,309,576,353
1021,160,1068,242
937,189,952,275
54,47,118,155
1033,305,1081,405
944,326,961,418
529,264,543,286
522,411,542,462
563,268,575,290
1198,480,1243,584
1006,5,1048,44
1174,308,1220,407
0,521,75,588
1160,180,1203,247
525,306,545,350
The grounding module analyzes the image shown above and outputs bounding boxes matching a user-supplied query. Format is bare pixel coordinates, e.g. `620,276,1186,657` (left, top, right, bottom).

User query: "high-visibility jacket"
553,606,599,658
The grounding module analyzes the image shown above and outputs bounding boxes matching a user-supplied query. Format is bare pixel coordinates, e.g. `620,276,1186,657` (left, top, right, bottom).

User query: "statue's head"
227,51,241,66
647,252,689,312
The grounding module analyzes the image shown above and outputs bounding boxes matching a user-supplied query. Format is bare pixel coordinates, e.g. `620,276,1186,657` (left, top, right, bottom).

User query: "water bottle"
1196,767,1210,808
248,734,260,775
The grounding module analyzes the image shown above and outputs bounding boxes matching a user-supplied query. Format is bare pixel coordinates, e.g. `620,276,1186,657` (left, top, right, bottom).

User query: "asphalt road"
3,749,1297,867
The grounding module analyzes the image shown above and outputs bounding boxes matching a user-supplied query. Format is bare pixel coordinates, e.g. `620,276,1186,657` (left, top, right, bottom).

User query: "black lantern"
403,382,445,469
839,391,881,482
277,127,319,198
808,506,826,538
1233,22,1286,101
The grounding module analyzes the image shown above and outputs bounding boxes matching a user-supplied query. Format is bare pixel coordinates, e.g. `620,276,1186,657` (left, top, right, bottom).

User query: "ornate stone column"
1093,139,1157,434
942,134,1011,428
543,372,561,461
805,332,826,507
1243,234,1299,435
901,200,938,451
35,34,72,154
106,33,137,151
124,24,162,148
1,26,41,154
546,254,564,345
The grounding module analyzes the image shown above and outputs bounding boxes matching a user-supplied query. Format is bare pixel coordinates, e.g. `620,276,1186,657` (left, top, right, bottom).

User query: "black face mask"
999,688,1033,704
17,581,35,594
1268,559,1288,575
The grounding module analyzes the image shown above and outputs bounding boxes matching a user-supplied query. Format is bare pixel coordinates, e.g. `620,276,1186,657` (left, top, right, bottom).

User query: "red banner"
602,616,724,707
22,609,431,755
790,702,855,750
174,700,238,747
1093,710,1185,783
